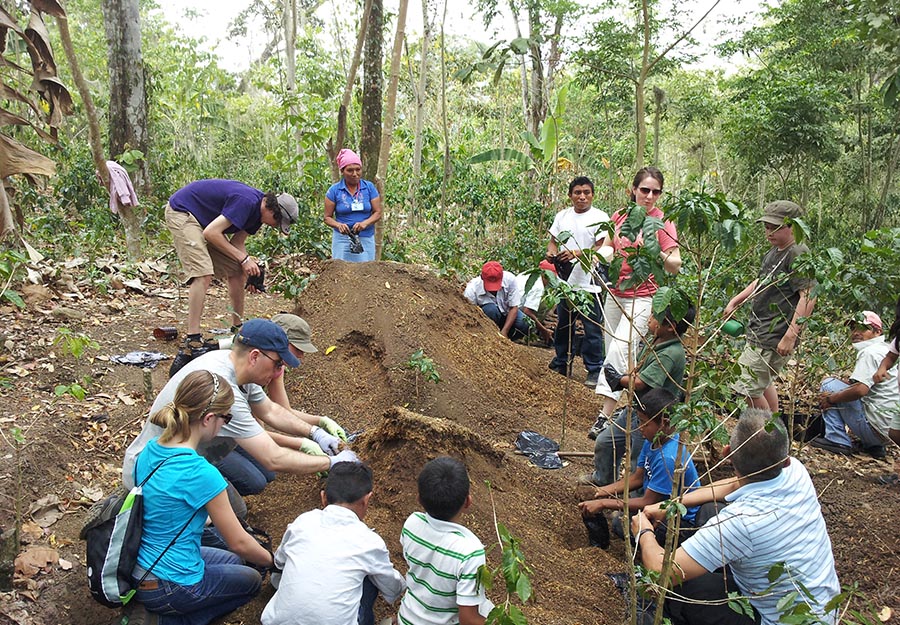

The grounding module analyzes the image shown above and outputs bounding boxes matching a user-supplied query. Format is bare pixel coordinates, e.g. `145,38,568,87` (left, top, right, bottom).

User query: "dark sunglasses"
216,413,233,425
258,350,285,370
638,187,663,197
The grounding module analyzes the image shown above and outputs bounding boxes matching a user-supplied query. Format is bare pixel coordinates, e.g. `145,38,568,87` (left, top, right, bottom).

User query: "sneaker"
863,445,887,459
588,414,608,440
576,473,601,487
809,436,854,456
548,362,567,376
876,473,900,486
584,371,600,387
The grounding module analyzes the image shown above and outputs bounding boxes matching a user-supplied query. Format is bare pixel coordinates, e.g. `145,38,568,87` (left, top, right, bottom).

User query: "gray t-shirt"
747,243,813,350
122,350,266,488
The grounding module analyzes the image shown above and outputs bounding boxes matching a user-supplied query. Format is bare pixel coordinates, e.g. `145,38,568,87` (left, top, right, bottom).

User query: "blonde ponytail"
150,371,234,444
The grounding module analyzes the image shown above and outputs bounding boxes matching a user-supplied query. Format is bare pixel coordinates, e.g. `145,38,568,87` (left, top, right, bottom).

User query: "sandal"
876,473,900,486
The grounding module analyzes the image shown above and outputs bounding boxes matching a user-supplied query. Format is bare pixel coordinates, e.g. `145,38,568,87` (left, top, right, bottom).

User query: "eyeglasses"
216,413,233,425
258,350,285,370
638,187,663,197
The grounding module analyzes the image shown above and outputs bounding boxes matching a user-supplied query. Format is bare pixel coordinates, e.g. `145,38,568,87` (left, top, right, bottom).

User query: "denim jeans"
214,447,276,496
134,547,262,625
550,296,604,374
479,303,531,340
592,407,644,486
819,377,885,448
357,577,378,625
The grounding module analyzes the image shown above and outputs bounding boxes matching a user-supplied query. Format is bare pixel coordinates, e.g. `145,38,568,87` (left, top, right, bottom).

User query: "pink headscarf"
336,149,362,171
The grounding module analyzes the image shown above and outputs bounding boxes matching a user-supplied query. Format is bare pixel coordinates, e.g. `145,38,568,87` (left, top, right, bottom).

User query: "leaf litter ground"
0,259,898,625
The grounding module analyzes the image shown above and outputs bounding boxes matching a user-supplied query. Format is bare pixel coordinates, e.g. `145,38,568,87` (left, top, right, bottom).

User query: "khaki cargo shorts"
165,204,242,283
731,343,789,398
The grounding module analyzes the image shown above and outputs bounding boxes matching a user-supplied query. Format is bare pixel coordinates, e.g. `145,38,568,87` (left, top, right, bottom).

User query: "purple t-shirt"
169,179,264,235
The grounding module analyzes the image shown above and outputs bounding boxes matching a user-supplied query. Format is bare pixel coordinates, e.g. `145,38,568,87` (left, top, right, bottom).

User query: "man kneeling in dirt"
122,319,358,498
464,261,530,340
633,408,840,625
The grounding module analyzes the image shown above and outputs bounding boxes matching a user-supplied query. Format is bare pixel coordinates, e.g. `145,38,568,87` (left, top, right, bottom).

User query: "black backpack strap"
135,452,191,488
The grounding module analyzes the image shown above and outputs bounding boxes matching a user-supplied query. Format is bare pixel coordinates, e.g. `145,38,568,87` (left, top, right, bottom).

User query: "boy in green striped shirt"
398,457,494,625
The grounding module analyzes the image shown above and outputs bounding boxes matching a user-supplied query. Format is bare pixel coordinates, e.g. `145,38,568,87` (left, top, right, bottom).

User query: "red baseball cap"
481,261,503,290
538,259,556,274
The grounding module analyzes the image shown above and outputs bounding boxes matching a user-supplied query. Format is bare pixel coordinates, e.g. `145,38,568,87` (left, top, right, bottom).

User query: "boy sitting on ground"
398,457,494,625
262,462,405,625
579,388,700,541
585,303,695,487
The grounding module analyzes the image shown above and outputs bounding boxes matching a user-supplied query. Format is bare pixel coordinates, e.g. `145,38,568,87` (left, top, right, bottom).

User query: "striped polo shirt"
398,512,493,625
682,458,840,624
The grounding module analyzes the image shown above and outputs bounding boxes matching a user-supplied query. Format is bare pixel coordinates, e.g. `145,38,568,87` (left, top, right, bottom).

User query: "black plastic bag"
582,513,611,549
515,430,563,469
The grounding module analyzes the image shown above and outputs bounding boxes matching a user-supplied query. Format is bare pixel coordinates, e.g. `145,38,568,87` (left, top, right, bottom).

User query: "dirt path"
1,259,898,625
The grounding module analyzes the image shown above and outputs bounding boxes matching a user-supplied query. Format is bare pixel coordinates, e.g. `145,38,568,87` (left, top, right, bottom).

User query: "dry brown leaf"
14,546,58,577
58,558,72,570
116,392,136,406
28,494,64,527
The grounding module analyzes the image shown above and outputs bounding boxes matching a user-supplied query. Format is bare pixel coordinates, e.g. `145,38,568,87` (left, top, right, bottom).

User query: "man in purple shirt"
166,179,299,349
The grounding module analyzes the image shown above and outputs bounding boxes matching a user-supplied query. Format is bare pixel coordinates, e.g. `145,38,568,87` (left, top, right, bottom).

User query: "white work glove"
329,449,360,467
318,416,348,442
298,437,326,456
311,426,341,456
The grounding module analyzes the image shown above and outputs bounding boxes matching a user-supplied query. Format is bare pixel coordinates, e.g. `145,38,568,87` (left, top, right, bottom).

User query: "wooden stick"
514,450,593,458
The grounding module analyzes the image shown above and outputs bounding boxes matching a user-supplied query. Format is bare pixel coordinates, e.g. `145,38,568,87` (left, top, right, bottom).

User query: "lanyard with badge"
349,185,364,212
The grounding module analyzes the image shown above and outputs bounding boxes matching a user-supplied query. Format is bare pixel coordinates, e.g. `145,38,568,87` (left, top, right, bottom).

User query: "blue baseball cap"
235,319,300,368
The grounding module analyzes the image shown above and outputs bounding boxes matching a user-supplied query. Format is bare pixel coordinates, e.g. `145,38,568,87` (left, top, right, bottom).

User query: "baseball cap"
848,311,883,332
538,259,557,274
271,314,318,353
757,200,803,226
481,261,503,291
235,318,300,367
276,193,299,235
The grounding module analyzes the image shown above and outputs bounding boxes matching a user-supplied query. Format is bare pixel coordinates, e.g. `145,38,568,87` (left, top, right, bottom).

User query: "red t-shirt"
610,206,679,298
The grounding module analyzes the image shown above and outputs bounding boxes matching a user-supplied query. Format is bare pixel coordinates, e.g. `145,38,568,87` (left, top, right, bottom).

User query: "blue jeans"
332,231,375,262
134,547,262,625
479,303,530,340
819,377,885,448
550,297,604,374
214,447,276,496
592,407,644,486
357,577,378,625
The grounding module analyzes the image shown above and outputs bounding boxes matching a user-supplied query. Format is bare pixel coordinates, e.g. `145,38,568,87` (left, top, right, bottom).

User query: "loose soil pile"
1,259,899,625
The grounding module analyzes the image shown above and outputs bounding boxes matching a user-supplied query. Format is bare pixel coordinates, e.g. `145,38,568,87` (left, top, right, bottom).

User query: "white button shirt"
262,505,406,625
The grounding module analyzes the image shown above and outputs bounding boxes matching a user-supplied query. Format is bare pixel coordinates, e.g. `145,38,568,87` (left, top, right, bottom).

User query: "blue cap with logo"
235,318,300,368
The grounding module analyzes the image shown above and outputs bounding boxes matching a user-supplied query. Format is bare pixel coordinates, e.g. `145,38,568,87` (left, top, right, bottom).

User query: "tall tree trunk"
408,0,433,224
327,0,373,181
507,0,529,132
57,15,144,261
283,0,305,176
101,0,150,195
439,0,450,211
375,0,410,260
652,86,665,165
526,1,545,138
360,0,383,185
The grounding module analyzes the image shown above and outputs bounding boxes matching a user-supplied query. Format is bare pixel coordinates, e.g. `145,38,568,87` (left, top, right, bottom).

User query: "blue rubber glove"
311,426,341,455
329,449,360,467
317,416,348,442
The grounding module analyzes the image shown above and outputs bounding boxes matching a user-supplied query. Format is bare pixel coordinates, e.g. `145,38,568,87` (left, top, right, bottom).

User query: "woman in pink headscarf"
324,149,383,261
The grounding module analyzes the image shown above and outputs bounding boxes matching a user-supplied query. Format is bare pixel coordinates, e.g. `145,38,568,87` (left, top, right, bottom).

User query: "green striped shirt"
398,512,492,625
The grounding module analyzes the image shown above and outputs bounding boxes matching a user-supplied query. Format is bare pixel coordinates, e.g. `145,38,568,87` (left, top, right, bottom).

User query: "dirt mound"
244,261,626,623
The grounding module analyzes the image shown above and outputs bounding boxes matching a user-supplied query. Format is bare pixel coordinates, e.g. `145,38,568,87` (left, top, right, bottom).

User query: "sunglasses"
216,413,233,425
259,350,285,370
638,187,663,197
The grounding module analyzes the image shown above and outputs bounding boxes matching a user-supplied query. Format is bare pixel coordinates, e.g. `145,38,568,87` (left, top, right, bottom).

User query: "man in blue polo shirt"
166,179,300,351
